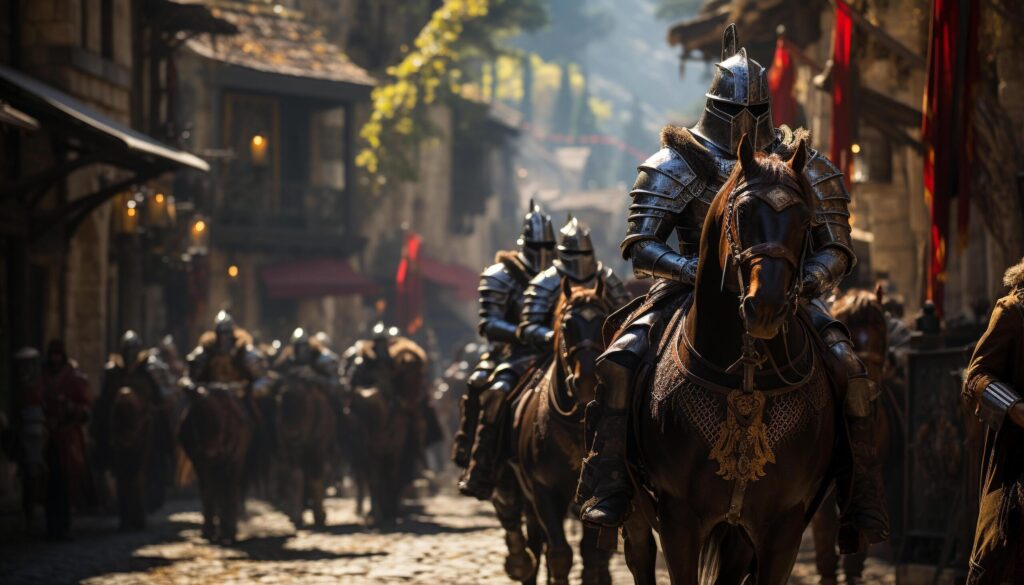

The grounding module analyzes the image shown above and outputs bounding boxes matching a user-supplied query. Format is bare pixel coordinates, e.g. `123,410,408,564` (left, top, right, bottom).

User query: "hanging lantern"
113,193,140,234
189,214,210,255
250,133,268,166
146,191,176,228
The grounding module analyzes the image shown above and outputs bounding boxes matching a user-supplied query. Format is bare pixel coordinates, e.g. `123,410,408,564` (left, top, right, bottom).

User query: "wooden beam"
833,0,925,69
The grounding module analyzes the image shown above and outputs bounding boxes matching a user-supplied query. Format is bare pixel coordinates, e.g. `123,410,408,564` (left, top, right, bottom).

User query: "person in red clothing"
37,339,92,540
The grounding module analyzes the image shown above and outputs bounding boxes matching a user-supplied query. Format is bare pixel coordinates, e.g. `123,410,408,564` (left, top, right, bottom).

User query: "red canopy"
261,258,378,299
419,254,479,300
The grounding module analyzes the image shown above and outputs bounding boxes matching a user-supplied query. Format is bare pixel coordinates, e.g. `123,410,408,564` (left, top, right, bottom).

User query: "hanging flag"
830,0,854,190
769,35,797,127
395,230,424,334
922,0,977,315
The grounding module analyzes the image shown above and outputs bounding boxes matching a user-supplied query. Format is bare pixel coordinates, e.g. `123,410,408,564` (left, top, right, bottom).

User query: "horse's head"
553,278,611,405
833,288,889,383
715,134,814,339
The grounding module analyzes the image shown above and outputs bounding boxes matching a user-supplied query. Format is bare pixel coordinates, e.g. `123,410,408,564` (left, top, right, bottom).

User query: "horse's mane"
833,288,887,333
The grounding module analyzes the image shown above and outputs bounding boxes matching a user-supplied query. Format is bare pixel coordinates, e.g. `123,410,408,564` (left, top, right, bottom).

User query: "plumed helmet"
517,199,556,273
690,24,775,154
553,216,598,283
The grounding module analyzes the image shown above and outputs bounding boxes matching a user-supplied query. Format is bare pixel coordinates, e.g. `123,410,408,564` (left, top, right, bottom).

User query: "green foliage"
356,0,490,184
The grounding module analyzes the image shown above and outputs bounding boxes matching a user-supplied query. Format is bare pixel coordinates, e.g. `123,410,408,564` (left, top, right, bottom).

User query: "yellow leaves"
356,0,491,182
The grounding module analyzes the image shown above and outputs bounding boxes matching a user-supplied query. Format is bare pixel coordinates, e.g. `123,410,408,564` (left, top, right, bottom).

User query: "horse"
275,368,337,529
107,386,153,530
625,136,839,584
506,279,614,585
811,287,897,585
341,336,429,526
179,383,254,543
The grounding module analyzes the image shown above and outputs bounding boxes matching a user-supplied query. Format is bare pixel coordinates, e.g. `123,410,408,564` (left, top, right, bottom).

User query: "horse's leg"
842,549,868,584
529,484,572,585
810,492,840,585
622,504,658,585
493,466,537,581
755,509,807,585
309,462,327,528
197,466,216,541
580,525,612,585
658,504,702,585
220,465,242,544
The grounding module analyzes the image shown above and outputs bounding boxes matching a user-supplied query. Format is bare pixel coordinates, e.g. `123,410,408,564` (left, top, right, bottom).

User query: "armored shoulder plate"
631,147,707,214
479,262,520,304
599,265,631,308
804,149,851,222
522,267,561,321
478,261,526,342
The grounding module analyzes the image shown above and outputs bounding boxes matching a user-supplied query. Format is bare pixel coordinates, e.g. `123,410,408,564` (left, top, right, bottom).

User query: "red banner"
769,36,797,128
923,0,978,315
830,0,854,189
395,230,423,334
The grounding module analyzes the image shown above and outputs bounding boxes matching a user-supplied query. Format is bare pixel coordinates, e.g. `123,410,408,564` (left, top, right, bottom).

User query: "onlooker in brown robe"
963,259,1024,584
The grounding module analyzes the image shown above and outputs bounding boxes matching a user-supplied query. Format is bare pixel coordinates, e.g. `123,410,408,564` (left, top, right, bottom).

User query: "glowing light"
193,219,206,233
252,134,265,147
155,193,165,204
127,208,136,217
227,265,239,278
851,143,861,154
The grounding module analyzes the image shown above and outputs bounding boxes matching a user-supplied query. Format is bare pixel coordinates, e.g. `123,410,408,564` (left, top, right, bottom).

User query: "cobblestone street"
0,487,897,584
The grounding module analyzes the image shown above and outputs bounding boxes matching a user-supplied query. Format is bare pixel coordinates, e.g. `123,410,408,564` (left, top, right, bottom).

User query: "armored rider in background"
277,327,341,391
575,24,889,552
183,310,271,397
460,215,631,500
455,201,555,497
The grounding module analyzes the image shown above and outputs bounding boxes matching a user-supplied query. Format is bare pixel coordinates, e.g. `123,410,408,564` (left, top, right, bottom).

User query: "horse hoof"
504,549,537,581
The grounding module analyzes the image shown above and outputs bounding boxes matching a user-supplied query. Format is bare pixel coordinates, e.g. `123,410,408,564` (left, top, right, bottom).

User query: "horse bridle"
722,177,812,390
723,177,809,318
555,296,608,406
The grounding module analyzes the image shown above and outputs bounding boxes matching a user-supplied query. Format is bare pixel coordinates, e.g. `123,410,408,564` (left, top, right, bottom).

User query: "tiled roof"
185,1,376,87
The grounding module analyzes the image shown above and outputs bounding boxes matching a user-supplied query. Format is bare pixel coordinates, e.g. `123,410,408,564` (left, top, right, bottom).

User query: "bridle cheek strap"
737,242,800,272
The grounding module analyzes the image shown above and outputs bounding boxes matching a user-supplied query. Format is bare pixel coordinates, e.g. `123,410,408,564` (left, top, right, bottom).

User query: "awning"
261,258,378,300
0,65,208,172
420,254,479,300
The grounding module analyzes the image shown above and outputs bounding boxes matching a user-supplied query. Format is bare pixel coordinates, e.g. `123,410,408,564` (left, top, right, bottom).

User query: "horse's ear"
787,138,807,174
561,276,574,300
737,134,756,176
875,282,885,306
594,275,605,300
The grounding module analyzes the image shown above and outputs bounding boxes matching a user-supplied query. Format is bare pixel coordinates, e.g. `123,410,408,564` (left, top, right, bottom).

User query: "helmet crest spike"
722,23,738,61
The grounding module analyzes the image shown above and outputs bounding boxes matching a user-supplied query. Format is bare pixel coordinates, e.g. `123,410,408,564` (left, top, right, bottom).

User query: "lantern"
146,191,176,228
189,214,210,255
250,133,268,166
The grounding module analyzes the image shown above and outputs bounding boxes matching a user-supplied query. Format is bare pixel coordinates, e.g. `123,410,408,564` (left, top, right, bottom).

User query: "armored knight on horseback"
276,327,342,391
575,24,889,550
184,311,272,396
455,201,555,496
460,214,631,500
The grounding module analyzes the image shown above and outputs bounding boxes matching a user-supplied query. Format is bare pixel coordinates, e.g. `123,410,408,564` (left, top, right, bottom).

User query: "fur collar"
771,125,812,159
1004,258,1024,289
198,328,254,351
494,250,533,286
659,126,718,180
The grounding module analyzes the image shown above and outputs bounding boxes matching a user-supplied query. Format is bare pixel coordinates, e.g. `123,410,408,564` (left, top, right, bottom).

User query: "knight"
459,215,631,500
183,310,271,396
454,201,555,495
574,24,889,551
276,327,341,391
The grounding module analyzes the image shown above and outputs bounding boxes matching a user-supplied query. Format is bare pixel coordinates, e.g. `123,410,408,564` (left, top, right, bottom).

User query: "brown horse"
811,287,893,585
276,368,337,529
507,280,614,585
108,386,153,530
342,336,428,527
625,137,838,584
179,383,254,543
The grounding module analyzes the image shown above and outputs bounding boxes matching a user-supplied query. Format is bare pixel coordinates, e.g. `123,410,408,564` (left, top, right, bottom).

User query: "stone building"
0,0,218,399
668,0,1024,321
